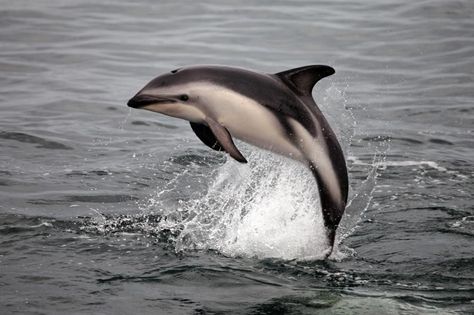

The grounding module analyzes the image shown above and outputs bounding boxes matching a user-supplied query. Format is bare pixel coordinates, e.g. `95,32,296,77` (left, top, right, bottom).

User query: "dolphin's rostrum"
128,65,348,257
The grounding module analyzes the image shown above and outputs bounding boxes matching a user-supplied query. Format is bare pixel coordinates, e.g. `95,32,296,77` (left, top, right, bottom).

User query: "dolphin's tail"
308,161,346,258
325,228,336,258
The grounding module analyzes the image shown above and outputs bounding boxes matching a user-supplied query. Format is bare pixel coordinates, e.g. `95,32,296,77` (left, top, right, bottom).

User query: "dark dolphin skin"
128,65,348,257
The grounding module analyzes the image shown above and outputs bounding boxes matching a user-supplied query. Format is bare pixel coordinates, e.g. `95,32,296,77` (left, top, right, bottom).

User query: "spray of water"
174,148,329,260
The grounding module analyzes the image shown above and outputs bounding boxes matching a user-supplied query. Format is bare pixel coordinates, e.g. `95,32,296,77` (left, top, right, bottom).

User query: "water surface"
0,0,473,314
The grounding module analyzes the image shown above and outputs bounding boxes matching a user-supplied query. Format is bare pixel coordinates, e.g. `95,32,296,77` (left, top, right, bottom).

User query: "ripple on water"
0,131,73,150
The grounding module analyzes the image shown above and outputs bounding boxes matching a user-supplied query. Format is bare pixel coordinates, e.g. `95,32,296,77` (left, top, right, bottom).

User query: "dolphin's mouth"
127,94,175,108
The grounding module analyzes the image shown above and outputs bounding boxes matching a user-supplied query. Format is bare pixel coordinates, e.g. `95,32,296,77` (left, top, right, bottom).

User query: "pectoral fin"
206,118,247,163
190,122,224,152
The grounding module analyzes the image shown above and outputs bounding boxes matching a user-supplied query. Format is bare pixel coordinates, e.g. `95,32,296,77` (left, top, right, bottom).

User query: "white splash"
175,148,329,260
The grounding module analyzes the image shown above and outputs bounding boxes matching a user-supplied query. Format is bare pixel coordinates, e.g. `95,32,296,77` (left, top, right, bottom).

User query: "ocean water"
1,0,473,314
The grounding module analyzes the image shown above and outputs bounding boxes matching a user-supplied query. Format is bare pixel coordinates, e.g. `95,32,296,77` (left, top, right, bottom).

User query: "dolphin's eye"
171,69,178,74
180,94,189,101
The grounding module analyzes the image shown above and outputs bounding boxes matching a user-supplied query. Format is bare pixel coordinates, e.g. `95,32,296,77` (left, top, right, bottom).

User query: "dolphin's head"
127,67,206,122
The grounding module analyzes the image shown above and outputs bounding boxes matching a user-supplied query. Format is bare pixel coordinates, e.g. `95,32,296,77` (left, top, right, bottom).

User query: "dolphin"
127,65,348,256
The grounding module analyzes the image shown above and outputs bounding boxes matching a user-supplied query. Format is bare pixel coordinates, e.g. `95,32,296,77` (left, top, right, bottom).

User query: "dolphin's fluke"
275,65,335,96
205,118,247,163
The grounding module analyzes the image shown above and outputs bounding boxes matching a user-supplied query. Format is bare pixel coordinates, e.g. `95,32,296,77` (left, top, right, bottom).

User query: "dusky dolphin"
128,65,348,257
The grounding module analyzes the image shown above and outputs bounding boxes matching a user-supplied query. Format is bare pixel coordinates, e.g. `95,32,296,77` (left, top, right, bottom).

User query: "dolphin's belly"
201,87,303,160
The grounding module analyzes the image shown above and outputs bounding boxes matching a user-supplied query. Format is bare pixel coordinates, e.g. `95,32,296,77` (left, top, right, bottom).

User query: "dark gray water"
1,0,473,314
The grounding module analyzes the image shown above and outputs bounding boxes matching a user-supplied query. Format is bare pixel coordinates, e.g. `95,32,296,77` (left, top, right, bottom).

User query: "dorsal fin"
275,65,335,96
